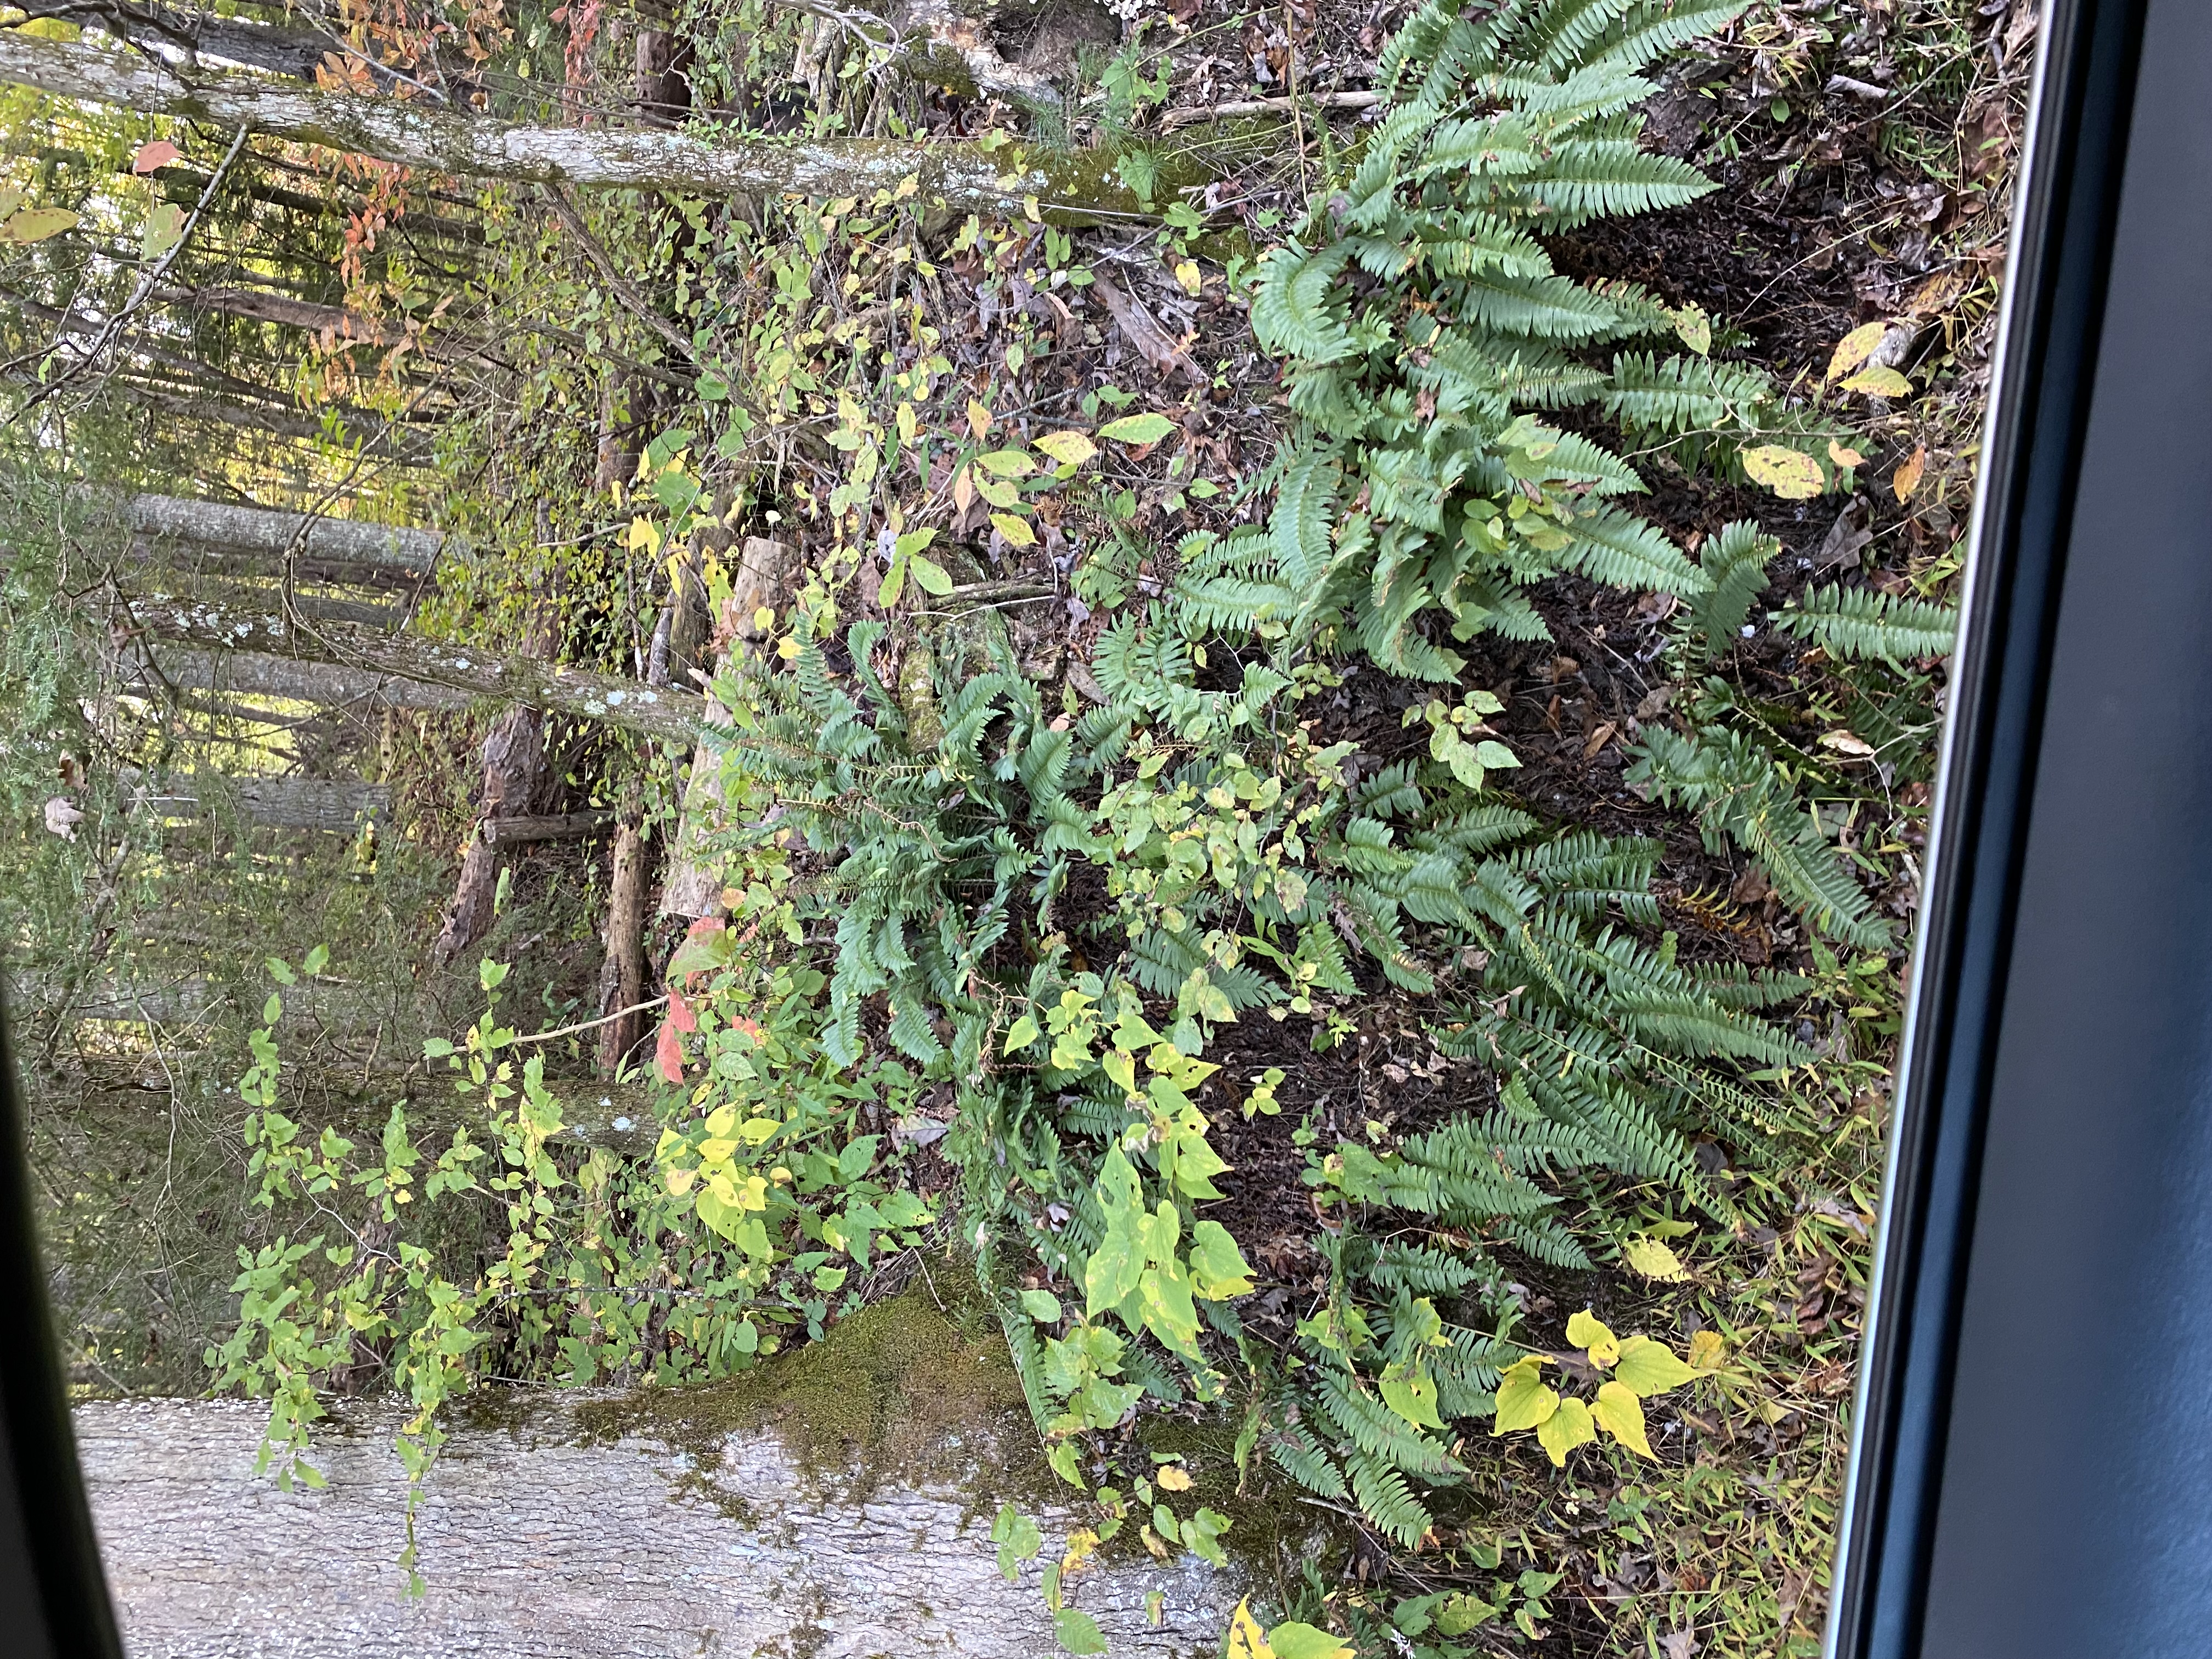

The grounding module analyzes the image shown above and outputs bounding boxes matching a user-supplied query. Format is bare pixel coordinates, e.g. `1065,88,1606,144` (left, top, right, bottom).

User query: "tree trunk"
120,386,435,464
430,703,549,966
74,1391,1238,1658
661,537,792,919
18,1,333,79
126,494,444,577
0,31,1084,213
127,603,710,744
123,770,392,832
481,810,617,845
596,821,652,1075
134,646,479,714
151,284,412,347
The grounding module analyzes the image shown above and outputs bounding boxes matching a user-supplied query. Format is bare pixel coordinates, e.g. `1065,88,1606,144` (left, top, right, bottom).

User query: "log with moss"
77,1289,1249,1657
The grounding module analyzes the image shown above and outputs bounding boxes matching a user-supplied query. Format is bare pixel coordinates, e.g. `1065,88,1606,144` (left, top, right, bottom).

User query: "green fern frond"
1775,583,1959,662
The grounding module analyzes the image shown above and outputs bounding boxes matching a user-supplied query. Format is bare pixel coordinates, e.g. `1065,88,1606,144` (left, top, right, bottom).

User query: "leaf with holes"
1743,445,1825,500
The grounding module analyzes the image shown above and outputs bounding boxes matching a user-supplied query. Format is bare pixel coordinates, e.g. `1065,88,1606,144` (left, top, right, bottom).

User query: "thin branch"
507,995,670,1046
539,184,701,370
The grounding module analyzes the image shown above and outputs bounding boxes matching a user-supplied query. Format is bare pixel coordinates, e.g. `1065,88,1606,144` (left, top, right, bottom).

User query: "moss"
574,1275,1052,1504
1115,1409,1358,1599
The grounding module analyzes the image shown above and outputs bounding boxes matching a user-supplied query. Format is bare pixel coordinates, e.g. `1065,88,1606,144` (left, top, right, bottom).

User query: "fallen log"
75,1292,1248,1657
479,809,617,846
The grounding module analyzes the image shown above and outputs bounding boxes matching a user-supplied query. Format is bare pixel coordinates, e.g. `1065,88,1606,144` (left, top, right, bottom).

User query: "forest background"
0,0,2029,1652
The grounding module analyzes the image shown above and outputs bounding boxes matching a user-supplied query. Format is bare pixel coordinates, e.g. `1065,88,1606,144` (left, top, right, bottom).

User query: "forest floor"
387,4,2029,1653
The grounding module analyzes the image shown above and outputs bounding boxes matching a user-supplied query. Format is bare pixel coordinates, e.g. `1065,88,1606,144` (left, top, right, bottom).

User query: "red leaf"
656,1018,685,1082
729,1015,764,1042
667,990,697,1034
686,916,726,940
132,140,180,174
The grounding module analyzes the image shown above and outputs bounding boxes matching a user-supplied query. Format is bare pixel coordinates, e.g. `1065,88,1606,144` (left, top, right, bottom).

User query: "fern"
1775,582,1960,662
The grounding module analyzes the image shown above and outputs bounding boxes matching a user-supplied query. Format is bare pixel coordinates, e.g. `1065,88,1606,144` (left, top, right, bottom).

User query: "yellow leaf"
1592,1379,1654,1458
1034,430,1098,467
1743,445,1825,500
974,448,1036,477
1228,1598,1274,1659
1841,365,1913,399
1534,1396,1595,1466
776,636,800,661
1565,1308,1619,1368
1156,1464,1193,1491
895,172,919,199
626,517,660,553
1492,1357,1559,1434
991,513,1037,547
952,466,975,513
967,399,993,438
1613,1335,1700,1398
1174,258,1201,296
752,606,775,632
1893,443,1928,501
1688,1329,1727,1372
1670,302,1712,356
1622,1235,1690,1280
1819,730,1876,758
1828,438,1866,469
1825,319,1889,383
1024,194,1042,223
896,401,918,445
1,206,80,245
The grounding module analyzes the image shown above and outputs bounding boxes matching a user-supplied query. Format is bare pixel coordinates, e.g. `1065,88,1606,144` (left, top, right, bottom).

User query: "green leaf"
1534,1395,1595,1466
1380,1372,1445,1431
1054,1609,1108,1655
1592,1379,1654,1458
876,558,907,610
261,994,283,1026
1003,1014,1041,1053
1565,1308,1618,1368
992,1502,1043,1579
1184,1506,1232,1567
1669,302,1712,356
1622,1234,1690,1280
1085,1224,1143,1320
266,956,297,985
974,448,1037,477
1492,1358,1558,1433
909,553,955,595
1099,411,1177,445
1188,1220,1255,1297
894,527,939,558
1047,1438,1085,1486
302,944,330,975
991,513,1038,548
1020,1289,1064,1323
1612,1335,1700,1397
1268,1622,1355,1659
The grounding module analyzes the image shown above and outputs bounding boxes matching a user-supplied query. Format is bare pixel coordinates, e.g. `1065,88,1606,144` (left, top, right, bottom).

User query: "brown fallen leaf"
1091,272,1205,386
1893,443,1928,501
1582,721,1617,760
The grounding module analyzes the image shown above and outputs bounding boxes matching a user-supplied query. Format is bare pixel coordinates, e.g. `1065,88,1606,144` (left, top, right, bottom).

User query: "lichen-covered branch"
0,31,1061,211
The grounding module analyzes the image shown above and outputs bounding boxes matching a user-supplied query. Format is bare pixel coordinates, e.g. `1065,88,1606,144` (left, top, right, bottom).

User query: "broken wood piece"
479,810,617,846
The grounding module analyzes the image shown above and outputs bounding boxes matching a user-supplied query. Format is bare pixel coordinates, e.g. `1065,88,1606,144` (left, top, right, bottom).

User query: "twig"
1157,88,1384,131
540,184,701,369
507,994,671,1046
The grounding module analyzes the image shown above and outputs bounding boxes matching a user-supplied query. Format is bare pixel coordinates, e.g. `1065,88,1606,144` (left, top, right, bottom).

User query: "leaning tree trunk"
0,31,1116,213
123,769,392,832
133,646,479,714
73,1308,1246,1657
127,600,710,744
125,494,443,576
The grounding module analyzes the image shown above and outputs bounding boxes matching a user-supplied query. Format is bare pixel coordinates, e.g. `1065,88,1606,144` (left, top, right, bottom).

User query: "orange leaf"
132,140,180,174
668,990,698,1034
1893,444,1928,501
656,1018,686,1082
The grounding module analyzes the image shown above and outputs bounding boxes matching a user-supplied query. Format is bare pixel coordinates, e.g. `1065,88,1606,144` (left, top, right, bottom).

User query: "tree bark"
127,602,710,744
481,810,617,845
17,1,334,79
126,494,444,577
150,284,412,346
122,770,392,832
661,537,792,919
431,703,549,966
74,1393,1237,1658
0,31,1071,212
596,821,652,1075
133,646,479,714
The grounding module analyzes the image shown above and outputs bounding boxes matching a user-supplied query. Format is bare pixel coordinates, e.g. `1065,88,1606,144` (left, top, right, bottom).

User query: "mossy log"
78,1289,1244,1657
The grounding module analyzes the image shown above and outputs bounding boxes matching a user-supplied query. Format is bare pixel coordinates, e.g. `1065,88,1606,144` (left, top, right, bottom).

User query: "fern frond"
1775,583,1959,662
